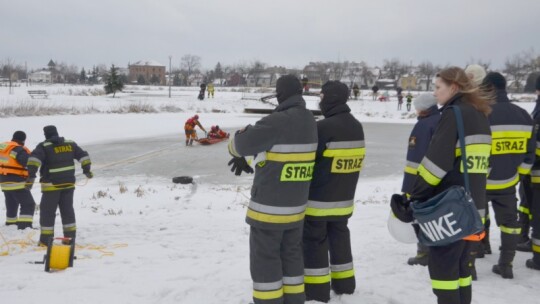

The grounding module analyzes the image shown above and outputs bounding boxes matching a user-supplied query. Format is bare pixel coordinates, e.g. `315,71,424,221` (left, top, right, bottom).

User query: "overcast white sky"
1,0,539,71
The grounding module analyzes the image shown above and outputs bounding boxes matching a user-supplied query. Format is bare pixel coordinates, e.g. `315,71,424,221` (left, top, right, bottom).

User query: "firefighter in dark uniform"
27,126,93,245
480,72,535,279
402,94,441,266
527,75,540,270
302,81,364,302
228,75,318,304
0,131,36,229
409,67,492,304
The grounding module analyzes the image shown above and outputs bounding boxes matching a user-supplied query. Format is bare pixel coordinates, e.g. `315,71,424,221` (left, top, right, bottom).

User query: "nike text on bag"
411,106,484,247
411,186,483,246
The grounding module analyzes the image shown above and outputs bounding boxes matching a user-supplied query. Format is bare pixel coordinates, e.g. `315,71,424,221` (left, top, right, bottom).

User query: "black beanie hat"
276,75,303,103
321,81,349,104
536,75,540,91
320,81,349,116
482,72,507,91
43,125,58,139
12,131,26,143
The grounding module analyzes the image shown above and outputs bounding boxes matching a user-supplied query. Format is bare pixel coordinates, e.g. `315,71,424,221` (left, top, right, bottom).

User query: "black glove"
25,178,35,190
227,157,254,176
390,193,413,223
84,171,94,179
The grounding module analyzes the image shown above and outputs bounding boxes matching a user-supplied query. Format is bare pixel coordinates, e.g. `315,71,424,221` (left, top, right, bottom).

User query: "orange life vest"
0,141,31,177
184,118,199,130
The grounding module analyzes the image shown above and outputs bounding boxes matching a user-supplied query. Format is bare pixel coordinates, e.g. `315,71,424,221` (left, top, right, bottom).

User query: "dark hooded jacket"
307,82,365,221
28,136,91,191
401,105,441,194
410,94,491,219
229,94,318,230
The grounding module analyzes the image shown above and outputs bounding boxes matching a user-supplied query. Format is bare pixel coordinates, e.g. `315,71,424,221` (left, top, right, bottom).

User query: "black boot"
526,259,540,270
492,250,515,279
407,243,428,266
516,239,532,252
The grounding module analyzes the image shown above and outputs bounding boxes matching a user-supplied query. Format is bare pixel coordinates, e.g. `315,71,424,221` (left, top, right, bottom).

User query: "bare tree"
180,54,201,81
2,58,16,94
417,61,439,91
314,62,330,84
327,61,349,81
343,62,361,87
504,53,528,92
248,60,267,86
522,49,540,73
359,62,374,88
383,58,407,80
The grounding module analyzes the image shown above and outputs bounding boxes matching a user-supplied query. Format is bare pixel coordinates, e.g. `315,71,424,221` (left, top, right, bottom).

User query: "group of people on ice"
183,114,229,146
197,82,215,100
226,70,540,304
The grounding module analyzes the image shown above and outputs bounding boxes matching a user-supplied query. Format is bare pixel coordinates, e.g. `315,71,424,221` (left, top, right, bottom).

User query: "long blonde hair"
436,67,493,116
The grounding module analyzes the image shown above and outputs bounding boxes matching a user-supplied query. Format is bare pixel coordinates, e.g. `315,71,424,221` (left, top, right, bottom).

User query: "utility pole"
169,55,172,98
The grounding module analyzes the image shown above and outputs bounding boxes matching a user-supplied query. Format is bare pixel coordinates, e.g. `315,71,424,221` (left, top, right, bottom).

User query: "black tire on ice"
172,176,193,184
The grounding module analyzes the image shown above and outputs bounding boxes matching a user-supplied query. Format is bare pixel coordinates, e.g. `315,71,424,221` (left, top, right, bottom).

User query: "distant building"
376,78,397,90
246,73,280,87
187,73,205,86
416,77,435,91
29,70,52,83
399,75,417,91
128,60,166,85
227,73,245,86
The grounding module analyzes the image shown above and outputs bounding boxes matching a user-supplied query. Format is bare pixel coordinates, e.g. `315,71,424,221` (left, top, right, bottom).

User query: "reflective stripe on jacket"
27,136,91,192
401,106,441,194
307,103,364,220
229,95,318,230
529,96,540,185
487,90,535,191
411,95,491,220
0,141,31,178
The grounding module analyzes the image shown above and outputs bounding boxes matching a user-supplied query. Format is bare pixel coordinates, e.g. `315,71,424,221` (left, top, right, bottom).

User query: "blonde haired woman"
410,67,492,304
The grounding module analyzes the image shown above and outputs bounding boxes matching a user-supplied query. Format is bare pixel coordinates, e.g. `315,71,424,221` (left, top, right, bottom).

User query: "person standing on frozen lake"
228,74,318,304
27,125,93,246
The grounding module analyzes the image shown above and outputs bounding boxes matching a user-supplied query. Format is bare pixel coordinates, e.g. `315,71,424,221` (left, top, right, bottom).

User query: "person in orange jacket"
184,115,206,146
207,125,229,139
0,131,36,229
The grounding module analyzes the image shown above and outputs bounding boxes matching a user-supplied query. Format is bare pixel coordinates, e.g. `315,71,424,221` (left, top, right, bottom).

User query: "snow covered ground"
0,85,539,304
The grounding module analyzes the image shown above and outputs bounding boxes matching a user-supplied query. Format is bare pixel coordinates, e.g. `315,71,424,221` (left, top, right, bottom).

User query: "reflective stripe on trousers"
330,262,354,280
253,280,283,301
247,201,306,224
305,200,354,217
304,267,331,284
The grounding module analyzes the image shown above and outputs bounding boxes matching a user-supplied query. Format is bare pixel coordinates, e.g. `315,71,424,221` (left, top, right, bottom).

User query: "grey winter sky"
1,0,539,71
